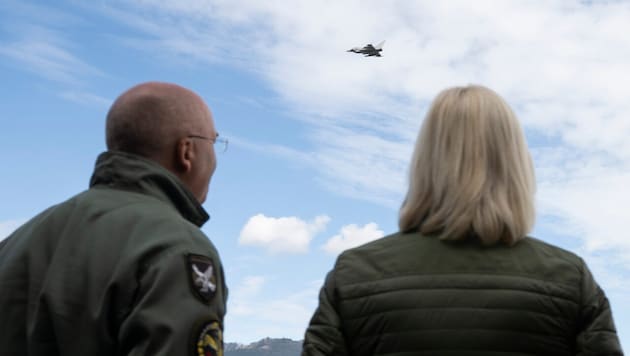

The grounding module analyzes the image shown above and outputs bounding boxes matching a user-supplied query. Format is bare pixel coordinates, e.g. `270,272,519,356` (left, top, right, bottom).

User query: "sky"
0,0,628,349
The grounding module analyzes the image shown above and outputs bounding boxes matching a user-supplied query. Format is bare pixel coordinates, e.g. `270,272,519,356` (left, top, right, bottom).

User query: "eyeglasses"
188,134,229,153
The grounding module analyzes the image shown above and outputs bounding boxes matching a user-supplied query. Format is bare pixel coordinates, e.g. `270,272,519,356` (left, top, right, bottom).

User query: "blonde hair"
399,85,535,245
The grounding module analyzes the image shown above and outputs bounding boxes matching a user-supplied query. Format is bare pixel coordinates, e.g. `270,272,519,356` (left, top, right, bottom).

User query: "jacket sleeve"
575,260,623,355
117,245,228,356
302,269,348,356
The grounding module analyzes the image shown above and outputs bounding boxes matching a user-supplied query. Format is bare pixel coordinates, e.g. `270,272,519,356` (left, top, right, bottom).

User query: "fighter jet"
347,40,385,57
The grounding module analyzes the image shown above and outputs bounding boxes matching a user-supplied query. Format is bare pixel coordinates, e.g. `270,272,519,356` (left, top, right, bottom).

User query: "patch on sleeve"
191,320,223,356
187,254,217,303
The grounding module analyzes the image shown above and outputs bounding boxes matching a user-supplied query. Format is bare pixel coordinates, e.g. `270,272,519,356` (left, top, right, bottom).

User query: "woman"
302,85,623,355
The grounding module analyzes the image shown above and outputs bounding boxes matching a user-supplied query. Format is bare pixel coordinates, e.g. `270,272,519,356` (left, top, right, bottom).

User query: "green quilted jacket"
303,231,623,355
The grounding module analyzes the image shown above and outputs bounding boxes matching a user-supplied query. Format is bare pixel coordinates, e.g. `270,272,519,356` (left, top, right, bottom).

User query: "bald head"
105,82,218,203
106,81,210,161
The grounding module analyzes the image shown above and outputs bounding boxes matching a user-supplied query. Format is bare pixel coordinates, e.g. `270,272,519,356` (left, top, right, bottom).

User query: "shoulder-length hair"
399,85,536,245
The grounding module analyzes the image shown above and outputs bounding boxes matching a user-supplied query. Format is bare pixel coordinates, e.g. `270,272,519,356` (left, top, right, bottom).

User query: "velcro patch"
187,254,217,303
191,320,223,356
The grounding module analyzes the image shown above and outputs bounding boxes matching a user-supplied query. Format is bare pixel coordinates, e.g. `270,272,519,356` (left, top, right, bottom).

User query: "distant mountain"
225,337,302,356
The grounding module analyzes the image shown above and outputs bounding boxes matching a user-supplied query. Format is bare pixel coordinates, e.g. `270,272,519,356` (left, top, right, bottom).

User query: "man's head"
106,82,218,203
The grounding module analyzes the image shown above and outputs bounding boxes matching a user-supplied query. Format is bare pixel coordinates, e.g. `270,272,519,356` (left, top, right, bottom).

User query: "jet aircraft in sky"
347,40,385,57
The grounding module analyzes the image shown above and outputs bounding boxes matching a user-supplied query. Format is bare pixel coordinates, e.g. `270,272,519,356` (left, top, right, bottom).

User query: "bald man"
0,82,228,356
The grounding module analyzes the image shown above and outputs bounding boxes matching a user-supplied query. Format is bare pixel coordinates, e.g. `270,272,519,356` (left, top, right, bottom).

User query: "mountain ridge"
225,337,302,356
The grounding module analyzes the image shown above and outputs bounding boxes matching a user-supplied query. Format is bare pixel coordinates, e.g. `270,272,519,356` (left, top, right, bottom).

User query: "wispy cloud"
225,136,315,166
58,91,111,108
238,214,330,254
0,25,103,85
0,1,84,30
0,3,109,109
230,275,267,316
227,275,321,342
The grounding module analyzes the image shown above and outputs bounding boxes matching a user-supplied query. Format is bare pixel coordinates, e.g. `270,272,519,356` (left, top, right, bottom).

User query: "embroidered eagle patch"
187,254,217,303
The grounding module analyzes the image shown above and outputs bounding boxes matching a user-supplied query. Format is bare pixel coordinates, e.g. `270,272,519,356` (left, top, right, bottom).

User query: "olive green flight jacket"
303,231,623,355
0,151,228,355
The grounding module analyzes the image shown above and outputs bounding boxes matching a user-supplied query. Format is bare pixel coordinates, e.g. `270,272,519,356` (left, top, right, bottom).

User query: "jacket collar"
89,151,210,227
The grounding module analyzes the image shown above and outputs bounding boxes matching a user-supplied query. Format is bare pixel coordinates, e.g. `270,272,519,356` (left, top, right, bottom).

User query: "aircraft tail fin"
374,40,385,50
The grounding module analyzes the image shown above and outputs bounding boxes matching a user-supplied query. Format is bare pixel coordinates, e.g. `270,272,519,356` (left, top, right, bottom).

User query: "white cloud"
239,214,330,253
0,219,24,242
322,222,385,255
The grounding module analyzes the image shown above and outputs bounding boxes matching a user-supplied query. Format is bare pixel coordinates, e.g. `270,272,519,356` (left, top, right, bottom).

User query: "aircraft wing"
364,44,376,51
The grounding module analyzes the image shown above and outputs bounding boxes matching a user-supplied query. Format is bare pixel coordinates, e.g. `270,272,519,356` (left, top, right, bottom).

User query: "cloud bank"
101,1,630,255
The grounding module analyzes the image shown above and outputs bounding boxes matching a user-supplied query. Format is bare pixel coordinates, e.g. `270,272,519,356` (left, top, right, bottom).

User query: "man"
0,82,228,355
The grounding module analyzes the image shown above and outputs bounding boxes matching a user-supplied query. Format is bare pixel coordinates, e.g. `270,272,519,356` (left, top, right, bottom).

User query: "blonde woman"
302,85,622,355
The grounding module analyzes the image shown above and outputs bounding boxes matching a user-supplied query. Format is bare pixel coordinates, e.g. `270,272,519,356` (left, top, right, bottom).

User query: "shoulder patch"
191,319,223,356
187,254,217,303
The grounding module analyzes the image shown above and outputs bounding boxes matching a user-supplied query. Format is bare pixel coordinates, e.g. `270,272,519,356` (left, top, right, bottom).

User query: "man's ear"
175,137,194,173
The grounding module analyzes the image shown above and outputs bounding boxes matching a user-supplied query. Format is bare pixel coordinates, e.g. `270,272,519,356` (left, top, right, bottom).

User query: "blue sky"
1,0,628,349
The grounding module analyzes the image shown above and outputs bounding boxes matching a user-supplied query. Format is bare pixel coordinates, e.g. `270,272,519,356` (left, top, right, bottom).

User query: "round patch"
192,320,223,356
